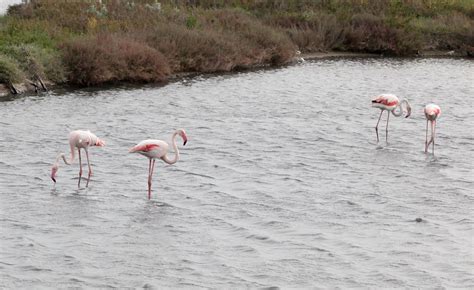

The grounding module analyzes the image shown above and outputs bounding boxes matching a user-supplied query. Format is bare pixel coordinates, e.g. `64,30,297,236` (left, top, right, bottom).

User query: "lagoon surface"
0,0,22,15
1,58,473,288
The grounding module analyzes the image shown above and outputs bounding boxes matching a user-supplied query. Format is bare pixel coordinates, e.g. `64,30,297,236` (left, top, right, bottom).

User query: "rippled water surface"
1,58,473,288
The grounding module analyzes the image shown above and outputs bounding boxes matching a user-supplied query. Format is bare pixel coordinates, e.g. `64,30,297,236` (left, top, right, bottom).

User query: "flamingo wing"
372,94,399,109
129,140,168,158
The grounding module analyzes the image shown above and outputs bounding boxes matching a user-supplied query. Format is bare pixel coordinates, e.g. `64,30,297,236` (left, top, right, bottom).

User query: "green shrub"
0,54,24,83
0,44,66,83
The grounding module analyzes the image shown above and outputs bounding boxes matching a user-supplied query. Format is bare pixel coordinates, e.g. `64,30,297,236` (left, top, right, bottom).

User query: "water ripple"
1,58,473,288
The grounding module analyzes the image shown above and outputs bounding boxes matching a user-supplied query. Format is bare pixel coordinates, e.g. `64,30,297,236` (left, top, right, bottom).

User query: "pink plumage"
371,94,412,144
424,104,441,154
51,130,105,187
130,129,188,199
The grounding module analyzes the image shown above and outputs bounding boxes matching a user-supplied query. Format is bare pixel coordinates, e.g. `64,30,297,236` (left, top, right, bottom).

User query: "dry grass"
61,35,170,86
267,11,345,52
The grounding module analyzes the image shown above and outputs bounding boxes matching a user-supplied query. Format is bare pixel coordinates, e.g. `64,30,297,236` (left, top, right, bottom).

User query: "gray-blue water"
0,0,22,15
1,58,473,288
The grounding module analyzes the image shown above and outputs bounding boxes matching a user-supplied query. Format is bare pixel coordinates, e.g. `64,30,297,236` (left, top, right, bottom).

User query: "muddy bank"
0,50,470,98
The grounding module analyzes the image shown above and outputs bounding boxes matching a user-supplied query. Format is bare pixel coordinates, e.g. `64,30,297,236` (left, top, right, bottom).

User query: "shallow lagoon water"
1,58,473,288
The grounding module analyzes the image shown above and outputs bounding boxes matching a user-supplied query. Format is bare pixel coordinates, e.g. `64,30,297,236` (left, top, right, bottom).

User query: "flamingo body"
424,104,441,154
371,94,411,144
424,104,441,121
129,139,169,159
130,129,188,199
51,130,105,186
69,130,106,149
371,94,400,111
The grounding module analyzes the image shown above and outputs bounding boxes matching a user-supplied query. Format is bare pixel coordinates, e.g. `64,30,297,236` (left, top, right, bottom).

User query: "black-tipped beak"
51,177,56,183
183,140,187,146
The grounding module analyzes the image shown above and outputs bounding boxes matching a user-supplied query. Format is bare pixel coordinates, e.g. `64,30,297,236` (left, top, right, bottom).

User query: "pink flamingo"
371,94,412,143
129,129,188,199
51,130,105,187
424,104,441,154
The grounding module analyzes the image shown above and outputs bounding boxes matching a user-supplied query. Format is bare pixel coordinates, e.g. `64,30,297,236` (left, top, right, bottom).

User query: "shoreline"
299,50,468,60
0,50,470,98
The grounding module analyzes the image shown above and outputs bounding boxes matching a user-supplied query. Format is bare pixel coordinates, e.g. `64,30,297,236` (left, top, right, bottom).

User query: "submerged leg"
85,149,92,187
425,119,429,153
432,121,436,155
385,110,390,143
148,159,156,200
78,148,82,187
375,110,383,143
147,159,152,199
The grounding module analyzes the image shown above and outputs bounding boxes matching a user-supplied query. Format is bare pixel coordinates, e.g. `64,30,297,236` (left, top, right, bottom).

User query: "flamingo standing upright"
371,94,412,143
129,129,188,199
424,104,441,154
51,130,105,187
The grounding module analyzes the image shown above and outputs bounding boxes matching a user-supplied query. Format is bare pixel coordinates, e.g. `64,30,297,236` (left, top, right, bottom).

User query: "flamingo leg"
78,148,82,187
85,148,92,187
432,121,436,154
426,121,436,154
425,119,429,153
147,159,152,199
385,110,390,143
375,110,383,143
151,159,156,176
148,159,156,199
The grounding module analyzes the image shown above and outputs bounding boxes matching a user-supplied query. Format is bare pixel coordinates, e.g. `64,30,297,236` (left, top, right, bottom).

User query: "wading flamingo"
424,104,441,154
371,94,412,143
51,130,105,187
129,129,188,199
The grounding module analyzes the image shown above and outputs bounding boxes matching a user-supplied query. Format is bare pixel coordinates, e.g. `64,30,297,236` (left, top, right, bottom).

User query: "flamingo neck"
55,147,74,165
392,99,407,117
161,132,180,165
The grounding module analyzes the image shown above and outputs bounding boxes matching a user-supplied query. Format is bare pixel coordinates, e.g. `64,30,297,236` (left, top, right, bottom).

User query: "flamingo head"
177,129,188,146
51,164,58,183
405,101,412,118
95,138,106,147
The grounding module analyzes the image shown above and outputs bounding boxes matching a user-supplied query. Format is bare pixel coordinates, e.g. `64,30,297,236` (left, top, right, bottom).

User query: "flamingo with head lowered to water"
51,130,105,187
371,94,412,143
424,103,441,154
129,129,188,199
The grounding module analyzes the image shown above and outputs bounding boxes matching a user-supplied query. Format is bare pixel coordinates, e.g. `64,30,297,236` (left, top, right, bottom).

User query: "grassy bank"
0,0,472,89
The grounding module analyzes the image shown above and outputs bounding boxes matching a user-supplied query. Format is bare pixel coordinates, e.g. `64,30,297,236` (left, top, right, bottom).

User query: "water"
1,58,473,288
0,0,22,15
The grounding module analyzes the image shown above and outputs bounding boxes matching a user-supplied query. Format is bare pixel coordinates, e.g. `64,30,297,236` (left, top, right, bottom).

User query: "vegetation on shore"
0,0,472,89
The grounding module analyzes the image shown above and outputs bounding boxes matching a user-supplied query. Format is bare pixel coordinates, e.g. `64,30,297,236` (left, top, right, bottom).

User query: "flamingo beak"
406,106,412,118
51,166,58,183
182,132,188,146
96,139,106,147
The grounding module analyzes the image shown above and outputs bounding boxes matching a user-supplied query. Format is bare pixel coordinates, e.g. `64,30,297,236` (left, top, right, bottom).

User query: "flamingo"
51,130,105,187
129,129,188,199
424,104,441,154
371,94,412,143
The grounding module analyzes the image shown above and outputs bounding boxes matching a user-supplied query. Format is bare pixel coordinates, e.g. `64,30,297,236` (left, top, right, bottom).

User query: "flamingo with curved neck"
51,130,105,187
371,94,412,143
129,129,188,199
